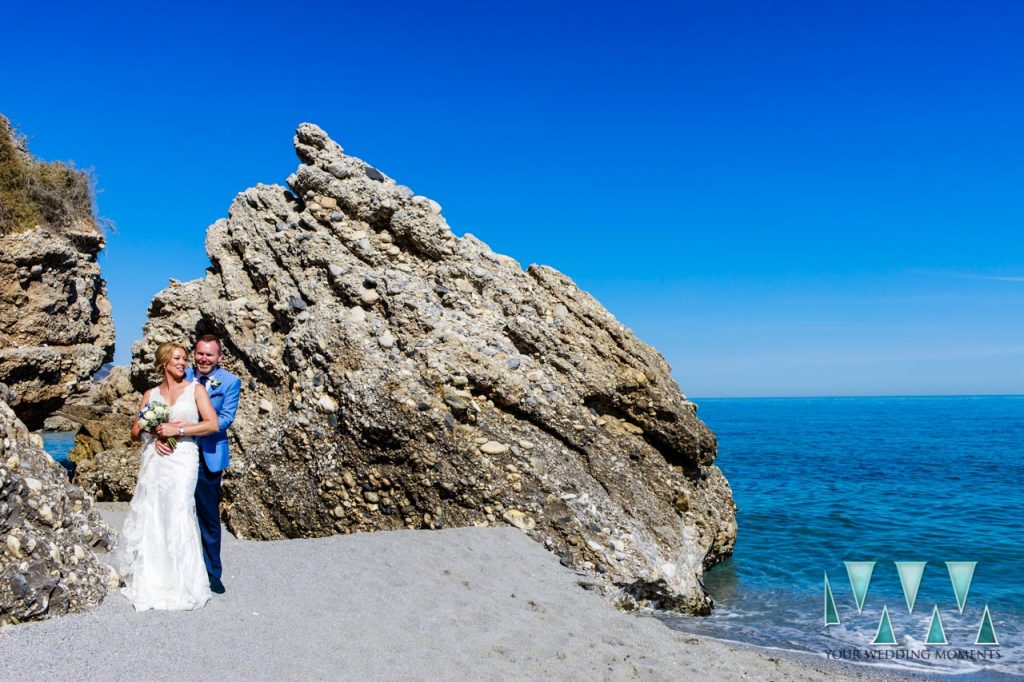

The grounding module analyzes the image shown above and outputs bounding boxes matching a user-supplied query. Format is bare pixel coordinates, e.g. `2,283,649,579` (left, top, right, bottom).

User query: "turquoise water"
662,396,1024,678
40,431,77,479
41,431,76,461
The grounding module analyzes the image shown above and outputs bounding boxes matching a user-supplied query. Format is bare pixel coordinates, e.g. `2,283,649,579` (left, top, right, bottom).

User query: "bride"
117,342,220,611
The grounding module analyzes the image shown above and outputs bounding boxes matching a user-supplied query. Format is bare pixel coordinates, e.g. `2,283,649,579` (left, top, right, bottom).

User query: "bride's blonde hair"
154,342,188,371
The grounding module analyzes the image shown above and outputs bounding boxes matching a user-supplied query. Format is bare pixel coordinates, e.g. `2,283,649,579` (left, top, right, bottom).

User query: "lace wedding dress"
117,381,211,610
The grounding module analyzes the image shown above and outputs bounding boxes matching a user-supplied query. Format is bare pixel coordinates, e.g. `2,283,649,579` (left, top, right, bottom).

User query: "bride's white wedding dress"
117,381,211,611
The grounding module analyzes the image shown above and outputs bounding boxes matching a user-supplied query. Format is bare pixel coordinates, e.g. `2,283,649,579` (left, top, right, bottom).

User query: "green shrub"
0,116,98,236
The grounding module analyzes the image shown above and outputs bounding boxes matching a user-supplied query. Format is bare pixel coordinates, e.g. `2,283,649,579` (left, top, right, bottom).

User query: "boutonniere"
209,378,222,389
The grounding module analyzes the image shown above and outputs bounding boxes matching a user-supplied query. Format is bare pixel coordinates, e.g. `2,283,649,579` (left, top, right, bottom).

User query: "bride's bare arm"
130,390,152,442
191,385,220,436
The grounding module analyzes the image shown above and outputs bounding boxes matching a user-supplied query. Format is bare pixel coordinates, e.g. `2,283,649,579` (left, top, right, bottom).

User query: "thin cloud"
967,274,1024,282
912,268,1024,283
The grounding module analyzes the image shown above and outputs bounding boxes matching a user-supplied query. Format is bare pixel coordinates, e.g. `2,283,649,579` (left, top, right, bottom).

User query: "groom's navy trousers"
195,455,223,579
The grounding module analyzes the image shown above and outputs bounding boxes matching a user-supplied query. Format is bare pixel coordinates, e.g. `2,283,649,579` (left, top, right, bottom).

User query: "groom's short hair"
195,334,222,352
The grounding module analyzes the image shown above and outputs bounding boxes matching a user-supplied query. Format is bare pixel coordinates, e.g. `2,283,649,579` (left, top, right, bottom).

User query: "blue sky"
3,1,1022,396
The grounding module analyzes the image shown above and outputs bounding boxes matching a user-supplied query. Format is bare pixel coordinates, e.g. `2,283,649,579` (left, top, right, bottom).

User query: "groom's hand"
154,438,174,456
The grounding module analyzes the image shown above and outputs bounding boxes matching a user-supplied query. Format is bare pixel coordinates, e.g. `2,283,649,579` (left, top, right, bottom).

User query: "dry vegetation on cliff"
0,116,97,237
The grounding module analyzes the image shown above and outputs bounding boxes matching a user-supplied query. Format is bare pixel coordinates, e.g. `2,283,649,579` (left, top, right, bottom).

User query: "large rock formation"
127,124,736,613
0,115,114,429
0,388,115,625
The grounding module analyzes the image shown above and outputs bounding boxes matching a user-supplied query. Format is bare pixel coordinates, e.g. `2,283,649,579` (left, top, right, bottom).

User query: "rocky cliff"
0,387,115,625
0,116,115,429
125,124,736,612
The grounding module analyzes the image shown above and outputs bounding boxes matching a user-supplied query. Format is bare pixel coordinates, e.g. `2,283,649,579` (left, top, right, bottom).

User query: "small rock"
444,392,470,414
43,415,79,432
317,395,338,414
480,441,509,455
326,162,350,179
6,535,22,557
502,510,536,531
10,573,28,598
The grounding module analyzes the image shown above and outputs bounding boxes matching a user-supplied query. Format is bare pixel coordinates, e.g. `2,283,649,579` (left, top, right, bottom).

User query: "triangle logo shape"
872,604,898,645
925,605,947,645
824,571,841,626
845,561,876,614
895,561,927,614
946,561,977,614
975,604,999,646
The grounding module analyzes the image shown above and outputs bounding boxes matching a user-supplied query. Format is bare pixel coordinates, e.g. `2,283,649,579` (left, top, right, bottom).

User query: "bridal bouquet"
138,401,177,448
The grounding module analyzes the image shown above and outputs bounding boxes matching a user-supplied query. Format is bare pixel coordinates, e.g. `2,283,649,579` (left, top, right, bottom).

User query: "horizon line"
690,393,1024,400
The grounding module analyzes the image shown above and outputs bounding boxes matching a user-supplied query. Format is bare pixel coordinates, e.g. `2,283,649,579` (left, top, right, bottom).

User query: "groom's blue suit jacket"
185,365,241,473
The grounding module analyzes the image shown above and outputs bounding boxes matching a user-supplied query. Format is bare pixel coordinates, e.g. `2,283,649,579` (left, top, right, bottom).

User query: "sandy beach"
0,504,925,681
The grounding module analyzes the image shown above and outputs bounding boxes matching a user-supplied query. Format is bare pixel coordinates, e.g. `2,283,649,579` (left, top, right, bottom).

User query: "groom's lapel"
207,366,224,394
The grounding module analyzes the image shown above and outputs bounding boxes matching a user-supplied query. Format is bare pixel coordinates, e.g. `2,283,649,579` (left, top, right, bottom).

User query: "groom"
157,334,241,594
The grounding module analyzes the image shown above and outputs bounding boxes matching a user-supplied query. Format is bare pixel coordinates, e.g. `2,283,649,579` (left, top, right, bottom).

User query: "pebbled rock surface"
127,124,737,613
0,117,114,429
0,390,115,625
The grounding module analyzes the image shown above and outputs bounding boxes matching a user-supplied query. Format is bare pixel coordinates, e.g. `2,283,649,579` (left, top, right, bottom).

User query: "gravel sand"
0,504,916,681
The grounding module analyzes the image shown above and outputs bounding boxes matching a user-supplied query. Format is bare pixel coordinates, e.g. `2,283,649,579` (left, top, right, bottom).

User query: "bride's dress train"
117,381,211,611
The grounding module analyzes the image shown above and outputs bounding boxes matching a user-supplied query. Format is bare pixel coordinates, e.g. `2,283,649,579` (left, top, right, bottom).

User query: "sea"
41,430,77,477
659,396,1024,680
